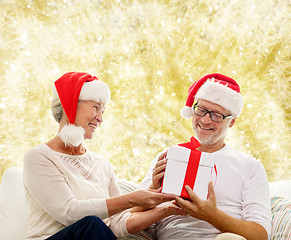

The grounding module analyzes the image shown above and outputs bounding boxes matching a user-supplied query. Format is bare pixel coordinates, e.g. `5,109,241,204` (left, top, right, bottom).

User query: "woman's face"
74,100,105,140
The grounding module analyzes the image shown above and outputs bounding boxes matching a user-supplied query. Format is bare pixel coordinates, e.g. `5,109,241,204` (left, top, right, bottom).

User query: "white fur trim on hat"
58,124,85,147
195,79,243,117
79,81,111,104
180,106,194,119
52,80,111,105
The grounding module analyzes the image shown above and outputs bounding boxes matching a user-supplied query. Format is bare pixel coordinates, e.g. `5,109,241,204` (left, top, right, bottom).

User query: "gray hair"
51,97,63,123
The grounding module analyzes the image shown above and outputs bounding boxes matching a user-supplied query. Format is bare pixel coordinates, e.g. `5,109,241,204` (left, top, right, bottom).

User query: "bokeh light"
0,0,290,183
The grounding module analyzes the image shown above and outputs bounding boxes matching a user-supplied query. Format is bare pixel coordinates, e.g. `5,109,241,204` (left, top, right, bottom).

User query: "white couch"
0,167,290,240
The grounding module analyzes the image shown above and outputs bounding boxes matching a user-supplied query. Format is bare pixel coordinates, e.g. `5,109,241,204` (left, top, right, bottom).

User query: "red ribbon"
178,137,201,199
180,149,201,199
178,137,200,150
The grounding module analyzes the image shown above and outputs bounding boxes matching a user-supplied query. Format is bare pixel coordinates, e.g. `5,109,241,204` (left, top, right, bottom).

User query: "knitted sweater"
23,144,130,240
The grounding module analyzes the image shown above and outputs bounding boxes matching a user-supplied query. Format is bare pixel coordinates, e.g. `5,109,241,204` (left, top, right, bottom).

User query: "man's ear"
229,117,236,128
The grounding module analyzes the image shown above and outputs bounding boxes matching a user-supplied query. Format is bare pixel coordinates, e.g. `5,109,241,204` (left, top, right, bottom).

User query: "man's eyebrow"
197,105,225,114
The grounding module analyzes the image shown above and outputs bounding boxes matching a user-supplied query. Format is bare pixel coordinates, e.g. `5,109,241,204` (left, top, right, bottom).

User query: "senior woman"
23,72,184,240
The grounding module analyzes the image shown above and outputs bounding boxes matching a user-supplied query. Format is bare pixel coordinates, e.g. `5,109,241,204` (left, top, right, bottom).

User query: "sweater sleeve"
241,157,272,237
107,170,131,238
23,148,109,227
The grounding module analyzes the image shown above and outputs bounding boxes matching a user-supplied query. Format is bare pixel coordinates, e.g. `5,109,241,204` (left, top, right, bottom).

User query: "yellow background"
0,0,290,182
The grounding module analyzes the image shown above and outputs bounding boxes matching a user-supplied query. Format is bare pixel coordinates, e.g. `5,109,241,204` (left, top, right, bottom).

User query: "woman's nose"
96,112,103,123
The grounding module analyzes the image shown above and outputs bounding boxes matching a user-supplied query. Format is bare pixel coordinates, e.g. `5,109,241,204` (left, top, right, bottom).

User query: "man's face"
192,99,236,147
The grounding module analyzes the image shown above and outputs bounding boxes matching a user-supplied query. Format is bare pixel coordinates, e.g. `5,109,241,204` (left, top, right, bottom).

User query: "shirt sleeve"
23,148,109,227
241,157,272,238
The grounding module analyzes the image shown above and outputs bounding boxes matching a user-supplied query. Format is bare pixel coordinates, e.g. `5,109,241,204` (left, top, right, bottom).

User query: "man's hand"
175,182,218,221
149,151,168,190
175,182,268,240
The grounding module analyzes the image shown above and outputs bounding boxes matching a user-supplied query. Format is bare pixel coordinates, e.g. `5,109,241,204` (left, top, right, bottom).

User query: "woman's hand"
131,188,175,210
107,188,175,217
150,151,168,190
127,200,187,234
158,201,188,217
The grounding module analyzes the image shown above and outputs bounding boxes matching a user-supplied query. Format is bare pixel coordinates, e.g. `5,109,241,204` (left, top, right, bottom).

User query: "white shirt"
23,144,130,240
139,144,272,240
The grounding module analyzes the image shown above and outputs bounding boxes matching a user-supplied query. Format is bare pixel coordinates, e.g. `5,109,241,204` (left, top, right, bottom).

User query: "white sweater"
139,144,272,240
23,144,130,240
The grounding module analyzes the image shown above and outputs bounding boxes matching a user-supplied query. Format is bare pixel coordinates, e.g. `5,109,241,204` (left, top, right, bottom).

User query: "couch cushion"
271,196,291,240
269,180,291,200
0,167,28,240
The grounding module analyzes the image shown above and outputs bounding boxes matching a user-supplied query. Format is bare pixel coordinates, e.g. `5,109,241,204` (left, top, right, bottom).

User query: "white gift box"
161,146,214,200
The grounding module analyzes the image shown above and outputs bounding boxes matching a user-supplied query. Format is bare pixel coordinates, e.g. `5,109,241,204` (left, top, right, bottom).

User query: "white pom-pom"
180,106,194,119
58,124,85,147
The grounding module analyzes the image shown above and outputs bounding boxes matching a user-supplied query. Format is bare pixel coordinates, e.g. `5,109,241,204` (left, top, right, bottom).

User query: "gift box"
161,145,214,200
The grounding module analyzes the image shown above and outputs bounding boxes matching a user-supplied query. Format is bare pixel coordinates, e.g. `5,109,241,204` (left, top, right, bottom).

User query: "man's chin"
196,133,217,146
198,139,214,146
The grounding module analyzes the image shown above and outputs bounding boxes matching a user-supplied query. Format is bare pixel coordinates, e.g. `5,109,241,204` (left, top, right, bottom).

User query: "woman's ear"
59,112,70,127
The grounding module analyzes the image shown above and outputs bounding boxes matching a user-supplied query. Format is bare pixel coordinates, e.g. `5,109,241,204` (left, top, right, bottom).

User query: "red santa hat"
180,73,243,119
53,72,111,146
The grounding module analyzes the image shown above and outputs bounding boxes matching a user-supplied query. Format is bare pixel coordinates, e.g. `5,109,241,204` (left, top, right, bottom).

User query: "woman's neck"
46,136,86,155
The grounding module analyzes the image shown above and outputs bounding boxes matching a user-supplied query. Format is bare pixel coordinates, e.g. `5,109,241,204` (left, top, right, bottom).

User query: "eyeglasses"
193,103,232,122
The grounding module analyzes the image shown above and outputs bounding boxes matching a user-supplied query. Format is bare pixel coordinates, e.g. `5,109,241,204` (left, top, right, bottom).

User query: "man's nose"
201,112,212,123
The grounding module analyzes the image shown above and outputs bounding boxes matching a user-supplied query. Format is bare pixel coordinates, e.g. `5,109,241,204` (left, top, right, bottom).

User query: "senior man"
139,73,271,240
